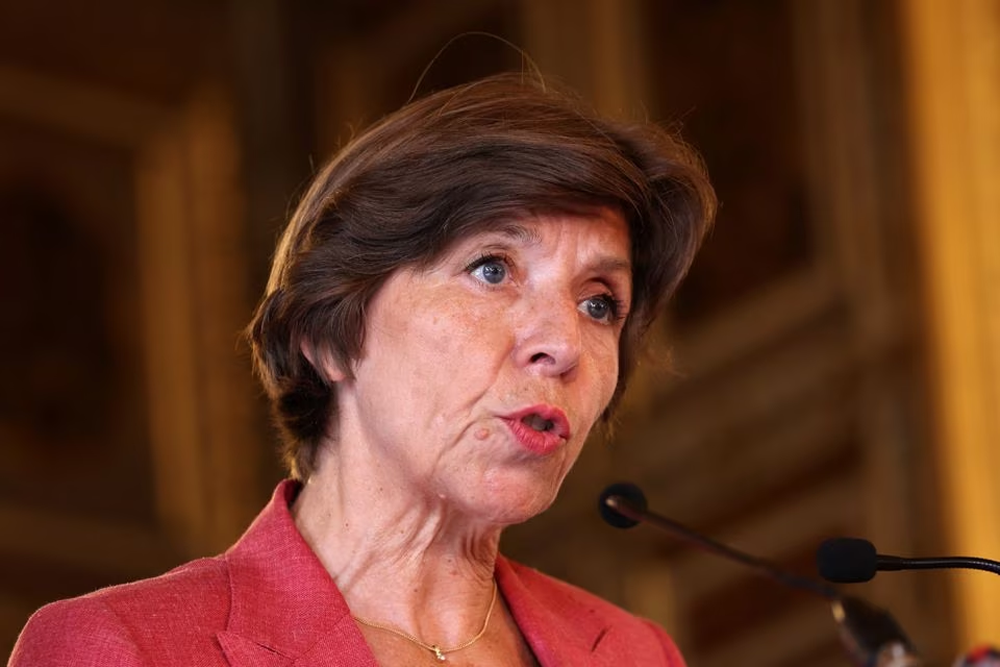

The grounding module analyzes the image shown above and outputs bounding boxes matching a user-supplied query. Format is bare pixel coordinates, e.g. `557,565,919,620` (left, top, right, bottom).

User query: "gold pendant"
432,645,446,661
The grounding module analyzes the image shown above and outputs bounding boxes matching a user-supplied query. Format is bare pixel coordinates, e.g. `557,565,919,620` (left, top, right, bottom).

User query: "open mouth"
521,414,555,432
506,406,570,440
503,405,570,455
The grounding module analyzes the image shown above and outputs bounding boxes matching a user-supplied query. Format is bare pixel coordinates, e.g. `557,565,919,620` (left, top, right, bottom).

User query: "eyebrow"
491,221,542,244
590,256,632,274
490,221,633,276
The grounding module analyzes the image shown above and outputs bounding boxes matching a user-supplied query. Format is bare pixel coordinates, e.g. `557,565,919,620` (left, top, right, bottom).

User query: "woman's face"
332,209,632,526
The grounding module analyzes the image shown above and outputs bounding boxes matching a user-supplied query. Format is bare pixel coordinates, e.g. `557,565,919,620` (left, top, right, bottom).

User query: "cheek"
432,297,510,356
400,298,510,393
587,334,622,401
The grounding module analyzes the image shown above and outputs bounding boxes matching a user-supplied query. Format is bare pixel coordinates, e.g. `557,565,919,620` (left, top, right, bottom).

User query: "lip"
502,405,571,456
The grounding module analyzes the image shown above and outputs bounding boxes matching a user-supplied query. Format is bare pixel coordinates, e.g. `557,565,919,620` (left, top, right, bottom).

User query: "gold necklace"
352,580,498,662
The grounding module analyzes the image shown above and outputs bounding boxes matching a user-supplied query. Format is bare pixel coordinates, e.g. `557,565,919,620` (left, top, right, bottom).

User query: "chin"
471,475,563,528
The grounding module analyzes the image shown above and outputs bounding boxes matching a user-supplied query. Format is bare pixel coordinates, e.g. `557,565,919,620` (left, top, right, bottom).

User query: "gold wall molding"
901,0,1000,649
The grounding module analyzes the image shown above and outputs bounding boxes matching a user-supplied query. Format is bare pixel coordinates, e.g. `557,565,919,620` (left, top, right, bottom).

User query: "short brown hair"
247,73,716,479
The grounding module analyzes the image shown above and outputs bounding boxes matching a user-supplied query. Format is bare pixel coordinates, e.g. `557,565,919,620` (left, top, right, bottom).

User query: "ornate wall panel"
900,0,1000,649
0,66,259,656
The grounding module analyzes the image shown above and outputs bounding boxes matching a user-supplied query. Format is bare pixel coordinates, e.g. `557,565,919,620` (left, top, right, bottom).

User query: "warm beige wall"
901,0,1000,649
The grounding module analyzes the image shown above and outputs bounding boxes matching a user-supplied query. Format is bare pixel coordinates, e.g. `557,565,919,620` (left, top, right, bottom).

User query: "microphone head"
817,537,878,583
599,482,647,529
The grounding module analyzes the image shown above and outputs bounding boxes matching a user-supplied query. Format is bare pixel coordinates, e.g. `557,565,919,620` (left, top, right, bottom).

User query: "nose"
512,296,582,378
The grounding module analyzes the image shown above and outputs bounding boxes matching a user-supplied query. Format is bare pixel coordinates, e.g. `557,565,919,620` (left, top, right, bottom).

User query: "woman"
9,73,715,666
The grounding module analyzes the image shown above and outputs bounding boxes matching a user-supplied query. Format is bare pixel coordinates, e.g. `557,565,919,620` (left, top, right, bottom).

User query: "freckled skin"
287,211,634,661
330,209,633,529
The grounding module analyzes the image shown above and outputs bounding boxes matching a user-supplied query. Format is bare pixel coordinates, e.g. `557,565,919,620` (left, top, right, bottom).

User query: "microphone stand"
603,492,839,599
601,483,923,667
833,597,922,667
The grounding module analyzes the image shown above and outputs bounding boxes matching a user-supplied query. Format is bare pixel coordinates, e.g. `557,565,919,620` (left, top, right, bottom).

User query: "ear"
300,340,348,383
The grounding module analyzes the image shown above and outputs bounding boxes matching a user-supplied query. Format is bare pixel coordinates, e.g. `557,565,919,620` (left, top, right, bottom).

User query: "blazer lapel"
291,620,380,667
213,483,636,667
218,619,377,667
496,557,613,666
217,632,293,667
217,481,378,667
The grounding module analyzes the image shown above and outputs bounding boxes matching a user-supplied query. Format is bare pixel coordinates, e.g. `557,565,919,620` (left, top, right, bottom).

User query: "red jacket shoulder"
9,557,231,667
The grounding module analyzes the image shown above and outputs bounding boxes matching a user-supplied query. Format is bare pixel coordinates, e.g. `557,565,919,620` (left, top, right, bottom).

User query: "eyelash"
464,253,628,324
592,294,628,323
465,252,511,274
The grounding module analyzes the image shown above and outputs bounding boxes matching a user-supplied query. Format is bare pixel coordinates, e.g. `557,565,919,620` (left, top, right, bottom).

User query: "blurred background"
2,0,998,664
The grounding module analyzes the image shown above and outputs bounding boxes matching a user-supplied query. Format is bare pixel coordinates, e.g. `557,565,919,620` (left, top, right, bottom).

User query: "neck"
290,446,503,644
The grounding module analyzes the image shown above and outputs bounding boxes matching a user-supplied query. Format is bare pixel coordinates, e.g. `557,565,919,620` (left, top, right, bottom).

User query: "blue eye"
580,295,623,323
467,255,508,285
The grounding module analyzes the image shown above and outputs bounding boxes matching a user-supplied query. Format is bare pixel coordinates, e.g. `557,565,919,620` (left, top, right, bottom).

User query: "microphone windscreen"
599,482,647,529
817,537,878,583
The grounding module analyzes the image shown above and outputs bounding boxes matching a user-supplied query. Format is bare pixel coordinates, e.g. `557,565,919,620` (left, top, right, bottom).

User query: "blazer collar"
216,481,616,666
218,480,378,667
496,557,616,666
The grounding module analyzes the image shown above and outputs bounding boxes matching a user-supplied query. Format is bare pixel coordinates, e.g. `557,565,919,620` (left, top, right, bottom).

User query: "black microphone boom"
599,482,922,667
817,537,1000,584
600,482,839,600
817,538,1000,666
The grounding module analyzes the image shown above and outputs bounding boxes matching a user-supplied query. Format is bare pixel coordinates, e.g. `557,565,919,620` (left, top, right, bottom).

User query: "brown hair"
246,73,716,479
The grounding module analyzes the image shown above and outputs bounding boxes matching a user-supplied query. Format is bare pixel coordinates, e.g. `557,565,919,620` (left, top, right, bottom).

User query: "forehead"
460,207,631,256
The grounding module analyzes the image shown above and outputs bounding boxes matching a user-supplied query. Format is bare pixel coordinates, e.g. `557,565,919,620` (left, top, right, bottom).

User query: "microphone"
817,537,1000,584
599,482,838,599
599,482,922,667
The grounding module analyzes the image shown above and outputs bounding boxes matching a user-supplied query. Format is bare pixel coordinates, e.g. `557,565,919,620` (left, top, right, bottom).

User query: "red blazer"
9,482,685,666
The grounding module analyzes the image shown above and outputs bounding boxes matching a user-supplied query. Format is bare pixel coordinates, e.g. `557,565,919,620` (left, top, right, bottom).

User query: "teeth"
522,414,554,432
